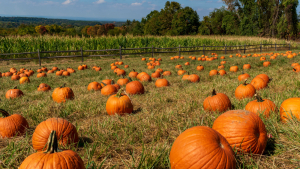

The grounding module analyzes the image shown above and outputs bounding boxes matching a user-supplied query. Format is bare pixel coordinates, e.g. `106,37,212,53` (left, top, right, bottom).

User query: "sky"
0,0,299,22
0,0,230,21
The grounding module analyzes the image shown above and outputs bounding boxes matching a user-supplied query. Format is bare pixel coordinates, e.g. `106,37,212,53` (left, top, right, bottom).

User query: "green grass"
1,49,300,168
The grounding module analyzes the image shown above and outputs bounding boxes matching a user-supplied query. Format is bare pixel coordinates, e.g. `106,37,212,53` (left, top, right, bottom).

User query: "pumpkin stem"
60,83,66,88
101,82,107,86
211,89,217,96
133,69,136,72
254,94,264,102
128,77,133,82
115,88,123,98
44,131,62,154
0,109,10,117
243,80,248,85
13,86,17,89
269,78,273,82
111,80,115,84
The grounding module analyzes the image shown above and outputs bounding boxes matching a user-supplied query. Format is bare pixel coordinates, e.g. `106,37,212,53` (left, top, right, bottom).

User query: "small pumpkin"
20,131,85,169
106,89,133,115
37,72,47,78
19,77,30,84
37,83,51,92
151,71,161,78
209,70,218,76
238,72,250,81
243,64,251,69
175,64,182,69
0,109,29,138
126,81,144,95
188,74,200,82
117,77,130,86
129,69,139,78
139,73,152,82
5,86,24,99
11,73,20,81
177,69,186,76
184,62,190,66
101,79,112,87
162,71,172,76
218,70,226,76
218,65,224,69
256,74,271,84
235,80,256,100
196,65,204,71
203,89,231,112
169,126,236,169
250,77,267,90
229,66,238,72
52,84,74,103
101,84,118,96
87,82,102,91
212,110,268,154
245,94,276,118
263,61,271,67
155,77,169,88
280,98,300,123
78,65,84,70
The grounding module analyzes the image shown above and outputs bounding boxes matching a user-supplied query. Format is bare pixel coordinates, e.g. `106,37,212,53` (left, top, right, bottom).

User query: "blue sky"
0,0,299,21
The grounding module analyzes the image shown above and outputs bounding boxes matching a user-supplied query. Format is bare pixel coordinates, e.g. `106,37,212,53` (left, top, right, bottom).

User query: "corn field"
0,35,297,59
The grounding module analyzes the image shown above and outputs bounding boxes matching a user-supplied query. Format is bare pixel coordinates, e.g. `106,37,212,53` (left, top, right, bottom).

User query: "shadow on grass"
264,137,276,156
78,136,94,147
132,107,142,114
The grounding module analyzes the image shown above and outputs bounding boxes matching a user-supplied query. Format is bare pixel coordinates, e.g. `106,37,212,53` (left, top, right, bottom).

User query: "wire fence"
0,43,291,66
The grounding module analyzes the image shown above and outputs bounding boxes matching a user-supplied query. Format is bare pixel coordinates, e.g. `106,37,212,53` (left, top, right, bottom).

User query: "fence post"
260,43,262,53
275,43,277,51
244,44,246,54
81,47,83,62
225,44,227,54
119,46,122,59
179,45,181,57
203,44,205,55
38,49,41,67
152,45,154,58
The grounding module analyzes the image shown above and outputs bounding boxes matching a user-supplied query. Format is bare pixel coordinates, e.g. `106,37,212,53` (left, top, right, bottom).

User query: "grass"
1,49,300,168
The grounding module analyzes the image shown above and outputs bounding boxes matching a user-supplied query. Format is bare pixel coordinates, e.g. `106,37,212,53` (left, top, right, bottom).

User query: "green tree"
171,7,200,35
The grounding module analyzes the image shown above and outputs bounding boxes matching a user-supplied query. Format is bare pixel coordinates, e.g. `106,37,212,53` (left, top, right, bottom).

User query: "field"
1,48,300,169
0,35,298,59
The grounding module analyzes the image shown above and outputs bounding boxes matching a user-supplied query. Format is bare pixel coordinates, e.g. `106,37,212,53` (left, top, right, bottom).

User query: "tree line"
0,1,299,39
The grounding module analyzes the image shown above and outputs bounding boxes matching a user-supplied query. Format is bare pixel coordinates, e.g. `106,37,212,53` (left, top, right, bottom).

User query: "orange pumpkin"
280,98,300,123
235,81,256,100
209,70,218,76
250,77,268,90
37,83,51,92
245,94,276,118
238,72,250,81
101,84,118,96
5,87,24,99
212,110,268,154
106,89,133,115
129,69,139,78
196,65,204,71
155,78,169,88
203,89,231,112
169,126,236,169
162,71,172,76
243,64,251,69
229,66,238,72
126,81,144,95
87,82,102,91
52,84,74,103
19,77,30,84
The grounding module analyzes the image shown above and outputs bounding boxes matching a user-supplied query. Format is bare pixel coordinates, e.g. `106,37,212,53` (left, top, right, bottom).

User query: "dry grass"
1,49,300,168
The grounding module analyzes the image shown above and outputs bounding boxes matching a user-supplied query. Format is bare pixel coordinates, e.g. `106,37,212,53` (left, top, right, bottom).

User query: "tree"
171,7,200,35
35,25,47,35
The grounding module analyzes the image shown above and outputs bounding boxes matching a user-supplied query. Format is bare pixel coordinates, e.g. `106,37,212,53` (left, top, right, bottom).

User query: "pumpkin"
32,118,79,151
129,69,139,78
175,64,182,69
151,71,161,78
243,64,251,69
220,56,225,59
147,65,155,69
163,71,172,76
218,70,226,76
124,65,129,68
37,83,51,92
196,65,204,71
52,84,74,103
212,110,268,154
263,61,271,67
47,70,54,74
82,64,88,69
78,65,84,70
245,94,276,118
291,63,299,67
101,83,118,96
101,79,112,87
118,62,123,65
87,82,102,91
111,65,118,70
37,72,47,78
184,62,190,66
250,77,267,90
141,58,146,61
106,89,133,116
238,72,250,81
62,71,70,76
117,77,130,86
280,98,300,123
20,131,85,169
5,86,24,99
177,69,186,76
19,77,30,84
169,126,236,169
137,72,148,80
156,68,163,73
67,68,76,73
111,80,120,90
229,66,238,72
209,70,218,76
11,73,20,81
139,73,152,82
126,81,144,95
41,67,48,72
188,74,200,82
0,109,29,138
260,57,266,61
10,67,17,73
256,74,271,84
52,67,58,71
203,89,231,112
220,61,226,65
182,73,190,81
235,80,256,100
116,69,126,76
5,72,13,77
155,77,169,88
293,66,300,72
218,65,225,69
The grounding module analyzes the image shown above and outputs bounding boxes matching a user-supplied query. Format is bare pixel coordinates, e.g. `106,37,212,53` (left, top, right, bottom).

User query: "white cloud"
208,8,214,10
62,0,71,5
94,0,105,4
131,2,142,6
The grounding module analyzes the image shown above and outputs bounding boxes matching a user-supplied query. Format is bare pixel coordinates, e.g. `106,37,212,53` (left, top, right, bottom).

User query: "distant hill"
0,16,126,28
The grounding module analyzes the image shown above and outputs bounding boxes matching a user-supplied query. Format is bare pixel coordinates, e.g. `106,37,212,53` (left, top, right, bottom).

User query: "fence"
0,43,291,66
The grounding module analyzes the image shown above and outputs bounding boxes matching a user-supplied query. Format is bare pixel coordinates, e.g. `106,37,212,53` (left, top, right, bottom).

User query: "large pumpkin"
20,131,85,169
0,109,29,138
126,81,145,95
52,84,74,103
106,89,133,115
169,126,236,169
203,89,231,112
5,86,24,99
280,98,300,123
32,118,79,151
245,94,276,118
212,110,268,154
